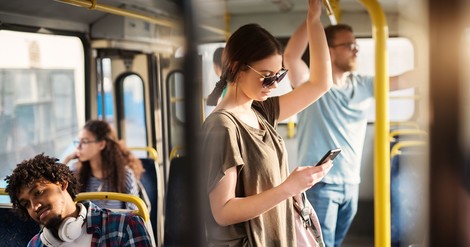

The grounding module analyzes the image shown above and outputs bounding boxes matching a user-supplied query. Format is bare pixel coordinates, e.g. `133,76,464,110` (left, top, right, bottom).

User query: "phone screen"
316,148,342,166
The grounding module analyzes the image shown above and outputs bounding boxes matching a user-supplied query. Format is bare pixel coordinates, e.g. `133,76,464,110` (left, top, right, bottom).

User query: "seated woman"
64,120,139,210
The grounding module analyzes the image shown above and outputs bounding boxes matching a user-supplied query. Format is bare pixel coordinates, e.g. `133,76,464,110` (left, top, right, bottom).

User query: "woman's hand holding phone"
315,148,341,166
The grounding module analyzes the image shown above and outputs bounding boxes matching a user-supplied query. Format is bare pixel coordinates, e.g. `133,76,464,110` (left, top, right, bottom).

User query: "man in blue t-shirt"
284,20,415,247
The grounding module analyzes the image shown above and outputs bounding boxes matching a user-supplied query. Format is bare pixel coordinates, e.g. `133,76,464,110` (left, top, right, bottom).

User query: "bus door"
159,56,184,182
93,49,152,152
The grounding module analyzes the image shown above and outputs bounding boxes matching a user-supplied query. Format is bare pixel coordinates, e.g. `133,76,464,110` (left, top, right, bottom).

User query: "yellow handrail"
57,0,177,28
358,0,390,246
129,146,158,161
390,141,427,159
56,0,229,37
389,129,428,142
390,121,420,129
0,188,6,195
287,118,296,139
74,192,149,222
169,145,184,160
323,0,339,24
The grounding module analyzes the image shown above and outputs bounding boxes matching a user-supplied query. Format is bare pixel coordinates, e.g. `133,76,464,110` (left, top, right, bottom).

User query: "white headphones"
40,203,87,247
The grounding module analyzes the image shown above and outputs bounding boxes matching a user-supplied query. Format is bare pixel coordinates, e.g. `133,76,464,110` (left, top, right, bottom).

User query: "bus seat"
390,141,427,247
75,192,156,247
0,204,40,246
0,188,40,246
129,146,164,247
140,157,163,246
164,156,188,246
137,179,152,213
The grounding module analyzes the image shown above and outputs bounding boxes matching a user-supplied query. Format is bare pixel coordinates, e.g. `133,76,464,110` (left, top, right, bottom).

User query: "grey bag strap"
294,193,325,247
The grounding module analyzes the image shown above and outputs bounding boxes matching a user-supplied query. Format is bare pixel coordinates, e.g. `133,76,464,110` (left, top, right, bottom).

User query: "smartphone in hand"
315,148,342,166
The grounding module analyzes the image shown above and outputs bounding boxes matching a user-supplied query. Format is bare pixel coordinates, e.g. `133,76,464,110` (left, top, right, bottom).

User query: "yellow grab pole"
357,0,390,247
287,118,295,139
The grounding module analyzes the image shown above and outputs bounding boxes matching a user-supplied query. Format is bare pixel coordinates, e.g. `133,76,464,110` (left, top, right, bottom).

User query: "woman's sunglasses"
246,64,288,88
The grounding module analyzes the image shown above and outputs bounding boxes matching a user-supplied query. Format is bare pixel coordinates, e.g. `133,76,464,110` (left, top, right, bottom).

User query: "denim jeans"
306,182,359,247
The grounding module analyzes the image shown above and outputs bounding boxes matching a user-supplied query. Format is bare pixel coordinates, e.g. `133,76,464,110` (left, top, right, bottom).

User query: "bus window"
167,71,185,150
198,43,223,118
355,37,416,122
97,58,115,124
173,72,185,123
0,30,84,181
121,74,147,149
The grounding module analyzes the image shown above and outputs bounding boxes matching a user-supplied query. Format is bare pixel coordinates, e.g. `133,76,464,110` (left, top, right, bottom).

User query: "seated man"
4,153,152,247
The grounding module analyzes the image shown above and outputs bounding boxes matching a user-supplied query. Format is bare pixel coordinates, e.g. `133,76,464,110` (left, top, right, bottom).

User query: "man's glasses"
246,64,288,88
330,42,359,51
73,139,99,147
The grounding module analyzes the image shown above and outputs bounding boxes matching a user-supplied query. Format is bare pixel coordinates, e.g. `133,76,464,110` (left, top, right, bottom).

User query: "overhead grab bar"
57,0,177,28
323,0,338,25
56,0,229,36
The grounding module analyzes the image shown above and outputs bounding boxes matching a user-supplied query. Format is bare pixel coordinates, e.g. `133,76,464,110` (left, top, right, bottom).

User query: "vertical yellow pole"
287,118,295,138
357,1,390,247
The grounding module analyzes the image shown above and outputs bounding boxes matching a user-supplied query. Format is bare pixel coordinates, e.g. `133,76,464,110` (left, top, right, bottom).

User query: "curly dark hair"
77,120,127,193
4,153,80,219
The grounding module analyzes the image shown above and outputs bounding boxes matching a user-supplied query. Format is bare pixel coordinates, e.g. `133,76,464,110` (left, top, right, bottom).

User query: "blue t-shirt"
297,73,374,184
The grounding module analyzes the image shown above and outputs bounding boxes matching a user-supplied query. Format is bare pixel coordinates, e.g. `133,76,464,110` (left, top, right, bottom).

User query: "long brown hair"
77,120,127,193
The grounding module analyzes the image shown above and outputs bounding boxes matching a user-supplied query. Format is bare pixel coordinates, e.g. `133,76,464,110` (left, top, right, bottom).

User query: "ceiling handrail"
57,0,178,28
57,0,229,37
323,0,338,24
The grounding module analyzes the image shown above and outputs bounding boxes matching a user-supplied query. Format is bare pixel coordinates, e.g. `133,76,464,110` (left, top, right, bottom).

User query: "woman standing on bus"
202,0,333,245
64,120,139,210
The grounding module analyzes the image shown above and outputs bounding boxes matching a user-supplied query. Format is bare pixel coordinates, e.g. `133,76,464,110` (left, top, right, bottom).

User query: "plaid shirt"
28,201,152,246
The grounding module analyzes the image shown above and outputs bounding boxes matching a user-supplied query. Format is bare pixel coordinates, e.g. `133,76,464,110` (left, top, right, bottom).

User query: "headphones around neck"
40,203,87,247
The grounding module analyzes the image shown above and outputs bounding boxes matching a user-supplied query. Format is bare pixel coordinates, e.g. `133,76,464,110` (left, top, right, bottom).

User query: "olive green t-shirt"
202,97,296,246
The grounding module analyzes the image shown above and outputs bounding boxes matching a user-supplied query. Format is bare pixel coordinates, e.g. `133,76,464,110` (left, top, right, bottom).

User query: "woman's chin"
258,95,270,101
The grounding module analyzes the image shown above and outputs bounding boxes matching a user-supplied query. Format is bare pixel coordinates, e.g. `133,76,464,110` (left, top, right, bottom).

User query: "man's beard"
335,59,356,72
44,214,63,229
